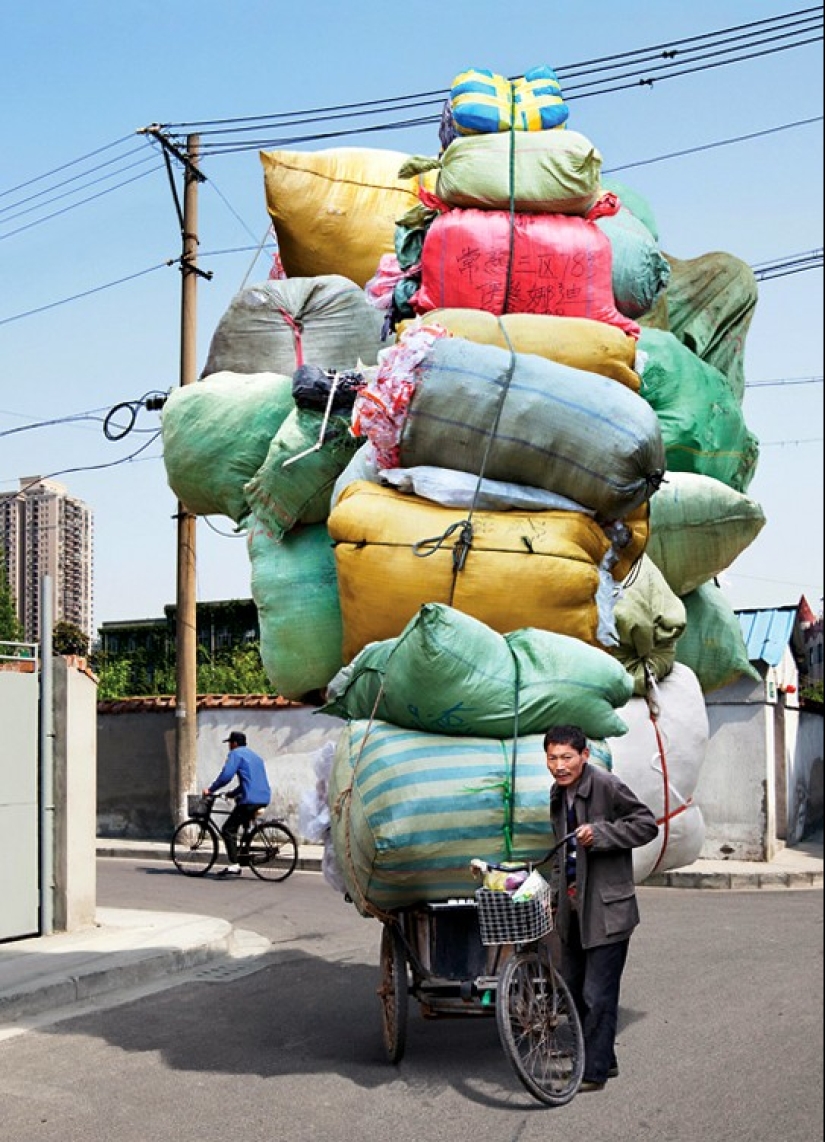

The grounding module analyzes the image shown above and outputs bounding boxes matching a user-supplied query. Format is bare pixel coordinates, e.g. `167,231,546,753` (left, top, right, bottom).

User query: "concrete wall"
97,710,176,838
699,672,775,860
697,662,823,861
97,704,344,841
790,711,824,841
52,657,97,931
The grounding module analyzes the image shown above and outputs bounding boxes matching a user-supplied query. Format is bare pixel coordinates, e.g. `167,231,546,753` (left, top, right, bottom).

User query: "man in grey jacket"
545,724,658,1092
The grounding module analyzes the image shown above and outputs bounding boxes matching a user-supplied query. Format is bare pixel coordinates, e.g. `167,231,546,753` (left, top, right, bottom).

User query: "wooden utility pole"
136,124,211,822
174,133,201,823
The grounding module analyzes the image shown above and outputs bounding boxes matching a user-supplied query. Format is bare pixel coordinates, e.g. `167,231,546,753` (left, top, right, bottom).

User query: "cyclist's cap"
223,731,247,746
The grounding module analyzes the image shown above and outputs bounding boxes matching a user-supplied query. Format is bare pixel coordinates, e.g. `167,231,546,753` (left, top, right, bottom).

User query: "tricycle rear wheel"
378,922,409,1064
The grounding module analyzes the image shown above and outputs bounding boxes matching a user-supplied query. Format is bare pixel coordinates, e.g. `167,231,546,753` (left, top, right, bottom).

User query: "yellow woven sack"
328,481,614,661
396,309,641,391
260,147,436,288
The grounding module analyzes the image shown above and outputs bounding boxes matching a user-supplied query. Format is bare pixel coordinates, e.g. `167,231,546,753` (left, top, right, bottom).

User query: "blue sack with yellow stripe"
450,64,569,135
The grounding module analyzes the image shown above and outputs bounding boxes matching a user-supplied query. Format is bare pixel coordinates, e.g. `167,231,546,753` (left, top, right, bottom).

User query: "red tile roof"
97,693,307,713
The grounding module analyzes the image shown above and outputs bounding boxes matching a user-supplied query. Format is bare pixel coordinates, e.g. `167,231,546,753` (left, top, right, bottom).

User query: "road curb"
96,842,325,873
0,913,234,1027
643,867,823,890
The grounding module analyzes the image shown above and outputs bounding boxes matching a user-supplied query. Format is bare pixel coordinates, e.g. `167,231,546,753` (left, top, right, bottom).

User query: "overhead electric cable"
0,135,136,199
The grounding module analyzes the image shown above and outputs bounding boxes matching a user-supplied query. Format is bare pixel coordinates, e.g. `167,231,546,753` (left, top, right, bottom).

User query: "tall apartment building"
0,476,94,644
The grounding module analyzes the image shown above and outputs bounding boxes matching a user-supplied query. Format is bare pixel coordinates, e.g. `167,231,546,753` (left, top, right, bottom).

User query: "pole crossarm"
137,124,207,183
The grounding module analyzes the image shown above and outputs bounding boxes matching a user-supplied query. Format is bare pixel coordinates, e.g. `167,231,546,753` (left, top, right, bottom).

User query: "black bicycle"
170,793,299,881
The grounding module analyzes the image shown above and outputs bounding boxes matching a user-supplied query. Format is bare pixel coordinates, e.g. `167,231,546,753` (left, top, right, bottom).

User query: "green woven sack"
401,336,665,519
162,372,294,524
646,472,766,595
434,129,602,214
655,252,758,405
201,276,386,378
248,517,343,699
612,556,686,695
328,719,611,914
243,408,362,540
601,177,659,239
594,204,670,319
674,581,760,693
638,328,759,492
322,602,634,739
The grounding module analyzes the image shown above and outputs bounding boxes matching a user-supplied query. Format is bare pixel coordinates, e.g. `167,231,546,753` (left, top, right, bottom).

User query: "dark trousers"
221,803,265,864
559,911,630,1083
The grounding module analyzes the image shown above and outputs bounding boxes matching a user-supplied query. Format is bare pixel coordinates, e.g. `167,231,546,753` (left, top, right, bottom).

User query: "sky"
1,1,822,633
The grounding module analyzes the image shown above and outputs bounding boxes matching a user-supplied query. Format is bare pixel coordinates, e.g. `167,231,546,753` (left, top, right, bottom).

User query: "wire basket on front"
187,794,211,818
475,877,553,945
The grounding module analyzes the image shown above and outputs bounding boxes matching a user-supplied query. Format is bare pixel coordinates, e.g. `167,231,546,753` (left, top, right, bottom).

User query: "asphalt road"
0,858,821,1142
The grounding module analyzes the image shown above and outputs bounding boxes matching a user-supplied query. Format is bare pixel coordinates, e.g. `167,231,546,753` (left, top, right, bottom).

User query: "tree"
53,620,89,657
95,640,276,699
0,555,22,643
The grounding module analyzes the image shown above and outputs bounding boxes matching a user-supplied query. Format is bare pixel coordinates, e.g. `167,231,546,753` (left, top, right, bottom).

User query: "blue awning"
737,607,798,668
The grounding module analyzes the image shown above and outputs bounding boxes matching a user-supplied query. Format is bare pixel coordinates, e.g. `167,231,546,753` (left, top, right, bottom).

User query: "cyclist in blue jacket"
203,731,272,877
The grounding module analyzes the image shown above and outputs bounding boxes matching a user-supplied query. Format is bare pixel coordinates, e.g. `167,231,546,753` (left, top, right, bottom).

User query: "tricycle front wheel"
378,922,409,1064
496,949,584,1106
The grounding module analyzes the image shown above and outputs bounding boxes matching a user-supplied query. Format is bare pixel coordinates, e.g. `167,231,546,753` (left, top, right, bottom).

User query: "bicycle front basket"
475,877,553,945
187,794,210,818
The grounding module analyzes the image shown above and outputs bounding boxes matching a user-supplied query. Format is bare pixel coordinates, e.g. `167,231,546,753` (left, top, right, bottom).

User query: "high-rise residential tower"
0,477,94,644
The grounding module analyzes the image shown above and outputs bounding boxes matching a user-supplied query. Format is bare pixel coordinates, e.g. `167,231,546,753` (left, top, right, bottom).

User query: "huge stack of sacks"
160,275,393,698
158,64,766,911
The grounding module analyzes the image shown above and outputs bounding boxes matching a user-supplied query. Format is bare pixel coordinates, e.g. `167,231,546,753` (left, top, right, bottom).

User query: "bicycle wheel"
496,949,585,1106
378,922,409,1064
171,819,219,876
246,822,299,882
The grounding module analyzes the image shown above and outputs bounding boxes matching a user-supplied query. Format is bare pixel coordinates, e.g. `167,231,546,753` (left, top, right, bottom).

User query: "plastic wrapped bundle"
638,328,759,492
328,481,648,660
201,276,387,378
646,472,766,596
248,517,343,699
433,128,602,214
328,720,610,913
161,371,294,524
674,581,760,693
612,556,687,695
411,206,641,339
352,332,665,519
322,602,634,739
396,308,641,390
609,664,710,880
259,149,437,286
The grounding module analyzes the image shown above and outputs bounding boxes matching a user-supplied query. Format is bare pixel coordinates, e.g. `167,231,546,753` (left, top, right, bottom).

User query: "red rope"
648,707,671,874
277,307,304,368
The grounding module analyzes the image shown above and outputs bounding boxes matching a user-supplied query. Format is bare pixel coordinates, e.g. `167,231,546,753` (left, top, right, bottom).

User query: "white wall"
53,657,97,931
698,672,776,861
196,706,344,828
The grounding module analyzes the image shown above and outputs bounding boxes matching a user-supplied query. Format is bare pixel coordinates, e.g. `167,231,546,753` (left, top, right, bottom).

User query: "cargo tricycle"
376,834,584,1106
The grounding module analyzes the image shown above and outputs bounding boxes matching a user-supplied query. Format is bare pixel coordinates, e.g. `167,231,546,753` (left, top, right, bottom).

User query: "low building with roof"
695,598,823,861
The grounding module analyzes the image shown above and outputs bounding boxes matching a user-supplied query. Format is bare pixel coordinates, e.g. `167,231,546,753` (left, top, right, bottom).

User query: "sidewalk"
0,835,820,1032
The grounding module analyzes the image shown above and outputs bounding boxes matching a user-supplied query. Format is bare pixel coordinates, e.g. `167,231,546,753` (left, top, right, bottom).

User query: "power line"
745,377,823,389
752,250,824,281
155,7,820,140
0,262,174,326
604,116,822,173
0,165,162,241
0,135,136,199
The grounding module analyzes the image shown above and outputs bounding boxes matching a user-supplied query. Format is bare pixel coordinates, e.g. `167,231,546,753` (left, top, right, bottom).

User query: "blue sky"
1,1,822,628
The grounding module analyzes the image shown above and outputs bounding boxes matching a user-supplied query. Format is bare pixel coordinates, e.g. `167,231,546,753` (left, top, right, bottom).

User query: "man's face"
545,742,588,787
